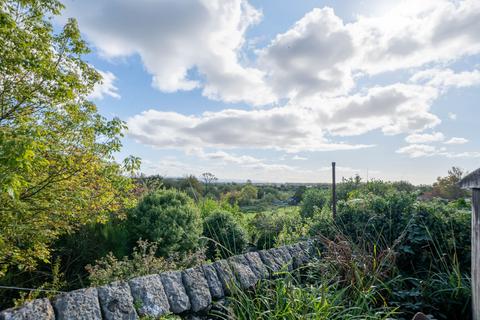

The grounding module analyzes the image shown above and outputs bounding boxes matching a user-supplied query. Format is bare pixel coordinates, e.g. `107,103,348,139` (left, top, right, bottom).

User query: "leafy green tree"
126,189,202,257
0,0,137,276
203,210,247,259
238,183,258,206
179,175,203,201
431,167,468,200
300,188,327,218
292,186,306,204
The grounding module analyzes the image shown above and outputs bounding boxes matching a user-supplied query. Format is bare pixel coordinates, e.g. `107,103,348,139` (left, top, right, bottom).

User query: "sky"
59,0,480,184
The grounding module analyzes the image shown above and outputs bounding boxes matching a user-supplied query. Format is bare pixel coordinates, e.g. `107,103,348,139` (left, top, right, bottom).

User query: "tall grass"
212,263,398,320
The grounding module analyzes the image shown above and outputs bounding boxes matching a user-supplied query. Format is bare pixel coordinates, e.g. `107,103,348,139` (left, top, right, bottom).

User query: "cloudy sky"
61,0,480,184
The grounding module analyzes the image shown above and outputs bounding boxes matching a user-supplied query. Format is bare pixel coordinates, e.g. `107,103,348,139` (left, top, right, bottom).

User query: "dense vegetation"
0,1,472,319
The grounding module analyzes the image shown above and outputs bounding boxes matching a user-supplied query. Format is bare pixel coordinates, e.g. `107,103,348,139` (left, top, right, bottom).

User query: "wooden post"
459,168,480,320
473,189,480,320
332,162,337,219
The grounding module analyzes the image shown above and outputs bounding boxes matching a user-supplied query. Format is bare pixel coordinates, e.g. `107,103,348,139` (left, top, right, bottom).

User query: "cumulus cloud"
64,0,480,106
257,0,480,101
444,137,469,144
410,68,480,90
286,83,441,138
405,132,444,144
127,107,374,153
351,0,480,74
64,0,480,170
88,70,120,100
396,144,438,158
397,144,479,158
127,80,453,153
63,0,275,106
258,8,355,99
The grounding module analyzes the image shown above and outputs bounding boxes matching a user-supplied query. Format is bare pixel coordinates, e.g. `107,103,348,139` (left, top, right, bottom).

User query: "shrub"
251,208,307,250
126,189,202,257
203,210,247,259
86,240,204,286
300,188,327,218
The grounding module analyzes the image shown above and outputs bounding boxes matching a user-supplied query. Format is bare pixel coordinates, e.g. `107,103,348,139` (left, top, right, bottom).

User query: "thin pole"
473,188,480,320
332,162,336,219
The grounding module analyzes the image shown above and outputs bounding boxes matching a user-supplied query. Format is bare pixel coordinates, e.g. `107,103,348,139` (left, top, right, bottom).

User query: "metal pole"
332,162,336,219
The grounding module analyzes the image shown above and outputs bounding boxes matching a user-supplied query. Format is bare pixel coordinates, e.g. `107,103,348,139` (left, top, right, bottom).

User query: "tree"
300,188,327,218
126,189,202,257
201,172,217,197
179,175,203,201
0,0,137,276
238,183,258,206
431,167,468,200
203,210,247,259
292,186,306,204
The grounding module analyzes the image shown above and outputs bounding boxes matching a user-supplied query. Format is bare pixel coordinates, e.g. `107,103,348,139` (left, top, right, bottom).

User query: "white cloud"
448,112,457,120
88,70,120,100
63,0,275,106
397,144,478,158
127,80,453,153
396,144,438,158
410,68,480,91
65,0,480,172
127,107,374,153
405,132,444,144
292,155,308,161
351,0,480,74
257,0,480,101
305,83,441,137
65,0,480,106
258,8,355,99
444,137,469,144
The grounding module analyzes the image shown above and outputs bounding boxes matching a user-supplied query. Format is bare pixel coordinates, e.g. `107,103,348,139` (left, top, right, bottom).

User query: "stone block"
128,274,170,317
160,271,191,313
0,298,54,320
53,287,102,320
182,267,212,312
97,281,138,320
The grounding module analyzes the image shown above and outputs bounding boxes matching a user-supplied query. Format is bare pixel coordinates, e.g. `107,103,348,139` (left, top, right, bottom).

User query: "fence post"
459,168,480,320
332,162,336,219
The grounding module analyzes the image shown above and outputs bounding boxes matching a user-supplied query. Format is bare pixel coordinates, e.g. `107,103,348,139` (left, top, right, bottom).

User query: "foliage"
250,207,308,250
126,189,202,257
215,256,397,320
13,258,66,307
309,187,471,319
203,210,248,260
86,240,204,286
300,188,328,218
431,166,468,200
0,0,138,276
238,183,258,206
51,220,131,288
291,185,306,204
201,172,218,197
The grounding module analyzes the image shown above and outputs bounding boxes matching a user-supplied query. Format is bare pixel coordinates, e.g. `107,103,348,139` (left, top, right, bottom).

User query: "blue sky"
60,0,480,184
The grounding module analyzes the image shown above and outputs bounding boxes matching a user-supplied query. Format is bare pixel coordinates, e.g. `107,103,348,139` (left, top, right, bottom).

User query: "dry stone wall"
0,241,317,320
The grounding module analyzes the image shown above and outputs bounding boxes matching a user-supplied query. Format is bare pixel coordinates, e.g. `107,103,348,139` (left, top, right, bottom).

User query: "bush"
250,208,308,250
126,189,202,257
300,188,328,218
203,210,247,259
308,188,471,319
86,240,204,286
